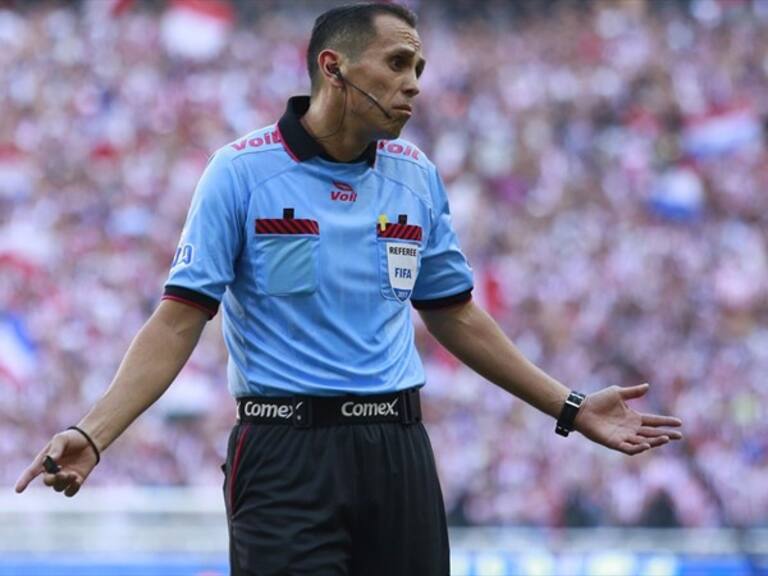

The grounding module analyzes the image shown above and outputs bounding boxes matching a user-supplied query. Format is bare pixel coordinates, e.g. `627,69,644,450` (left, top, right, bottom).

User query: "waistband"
236,387,422,428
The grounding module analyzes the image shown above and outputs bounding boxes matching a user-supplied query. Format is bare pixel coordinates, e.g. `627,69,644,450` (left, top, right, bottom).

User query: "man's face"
345,14,425,139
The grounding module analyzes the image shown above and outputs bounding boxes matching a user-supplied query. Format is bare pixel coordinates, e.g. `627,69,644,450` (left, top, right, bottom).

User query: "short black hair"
307,3,417,93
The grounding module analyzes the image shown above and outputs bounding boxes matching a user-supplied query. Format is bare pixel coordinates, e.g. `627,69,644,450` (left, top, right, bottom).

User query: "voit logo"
331,180,357,203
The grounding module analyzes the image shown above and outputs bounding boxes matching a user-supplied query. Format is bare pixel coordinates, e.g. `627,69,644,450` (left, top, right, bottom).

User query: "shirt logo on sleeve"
377,141,420,160
386,242,418,301
171,243,194,268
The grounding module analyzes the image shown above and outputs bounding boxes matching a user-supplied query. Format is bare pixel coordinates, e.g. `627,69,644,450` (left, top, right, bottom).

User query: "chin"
379,123,404,140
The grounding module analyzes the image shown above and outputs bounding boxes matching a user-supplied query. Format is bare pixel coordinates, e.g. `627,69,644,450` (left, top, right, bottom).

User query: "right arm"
19,149,243,497
15,299,208,495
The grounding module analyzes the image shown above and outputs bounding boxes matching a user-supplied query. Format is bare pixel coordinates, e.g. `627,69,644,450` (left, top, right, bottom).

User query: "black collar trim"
277,96,377,167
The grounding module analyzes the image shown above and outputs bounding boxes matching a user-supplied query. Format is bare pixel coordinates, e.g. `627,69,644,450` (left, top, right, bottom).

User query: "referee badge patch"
386,242,419,301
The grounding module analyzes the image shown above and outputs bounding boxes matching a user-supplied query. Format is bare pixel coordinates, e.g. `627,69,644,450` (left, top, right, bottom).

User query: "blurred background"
1,0,767,574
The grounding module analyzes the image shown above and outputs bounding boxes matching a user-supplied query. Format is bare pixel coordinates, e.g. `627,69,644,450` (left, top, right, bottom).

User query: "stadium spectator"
3,0,767,527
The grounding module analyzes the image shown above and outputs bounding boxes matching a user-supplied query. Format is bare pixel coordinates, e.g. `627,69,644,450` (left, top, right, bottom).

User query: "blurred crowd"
2,0,767,528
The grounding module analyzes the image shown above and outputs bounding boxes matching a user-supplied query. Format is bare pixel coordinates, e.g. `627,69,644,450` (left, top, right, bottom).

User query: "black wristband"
67,426,101,465
555,391,586,437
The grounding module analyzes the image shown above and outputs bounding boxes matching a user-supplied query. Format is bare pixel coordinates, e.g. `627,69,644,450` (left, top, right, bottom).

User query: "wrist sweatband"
67,425,101,465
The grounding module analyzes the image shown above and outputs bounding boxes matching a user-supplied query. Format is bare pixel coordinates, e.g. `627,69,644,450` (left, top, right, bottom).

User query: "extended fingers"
16,436,71,494
629,434,670,448
15,463,42,493
641,413,683,428
618,441,650,455
619,432,674,455
14,448,49,493
638,426,683,440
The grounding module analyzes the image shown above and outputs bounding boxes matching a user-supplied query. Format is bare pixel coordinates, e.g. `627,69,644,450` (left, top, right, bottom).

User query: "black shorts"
222,394,449,576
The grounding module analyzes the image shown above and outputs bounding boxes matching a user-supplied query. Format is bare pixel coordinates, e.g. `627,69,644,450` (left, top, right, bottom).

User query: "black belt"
236,387,422,428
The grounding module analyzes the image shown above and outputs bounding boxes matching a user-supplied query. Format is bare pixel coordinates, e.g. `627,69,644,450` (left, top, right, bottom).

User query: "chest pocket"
376,221,423,303
254,216,319,296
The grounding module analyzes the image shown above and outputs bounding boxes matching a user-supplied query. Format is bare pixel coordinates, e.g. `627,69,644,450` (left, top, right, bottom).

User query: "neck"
301,91,374,162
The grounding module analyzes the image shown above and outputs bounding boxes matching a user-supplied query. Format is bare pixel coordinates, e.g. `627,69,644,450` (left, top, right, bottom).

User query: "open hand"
15,429,99,497
574,383,683,456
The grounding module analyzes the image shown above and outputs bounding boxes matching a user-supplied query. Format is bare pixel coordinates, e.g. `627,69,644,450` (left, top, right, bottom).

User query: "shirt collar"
277,96,378,167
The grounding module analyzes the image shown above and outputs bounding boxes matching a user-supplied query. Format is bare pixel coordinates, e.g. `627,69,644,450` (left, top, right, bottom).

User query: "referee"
16,4,683,575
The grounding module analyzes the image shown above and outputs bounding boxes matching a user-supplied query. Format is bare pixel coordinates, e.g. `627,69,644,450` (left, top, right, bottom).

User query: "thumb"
620,382,650,400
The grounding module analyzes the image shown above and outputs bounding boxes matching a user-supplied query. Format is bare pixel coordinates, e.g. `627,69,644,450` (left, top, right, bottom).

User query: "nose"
403,71,420,98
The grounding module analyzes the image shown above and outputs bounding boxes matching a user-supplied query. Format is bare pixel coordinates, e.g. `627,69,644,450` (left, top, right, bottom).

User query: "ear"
317,49,344,88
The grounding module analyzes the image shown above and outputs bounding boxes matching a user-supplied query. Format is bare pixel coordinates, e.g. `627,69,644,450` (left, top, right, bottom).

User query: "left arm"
419,299,683,455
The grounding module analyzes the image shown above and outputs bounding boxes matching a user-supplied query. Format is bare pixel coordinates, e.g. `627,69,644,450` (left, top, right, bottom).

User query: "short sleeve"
162,152,246,318
411,166,473,309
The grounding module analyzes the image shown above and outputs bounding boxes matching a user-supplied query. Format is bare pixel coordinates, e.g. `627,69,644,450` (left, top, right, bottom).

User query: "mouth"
392,105,413,117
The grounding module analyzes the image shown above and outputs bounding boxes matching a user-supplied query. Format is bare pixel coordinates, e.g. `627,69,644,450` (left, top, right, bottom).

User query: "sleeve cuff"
411,288,472,310
162,285,220,319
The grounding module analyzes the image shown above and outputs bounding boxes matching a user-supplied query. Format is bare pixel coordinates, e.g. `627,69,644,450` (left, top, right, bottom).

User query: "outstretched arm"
418,299,682,455
15,299,208,496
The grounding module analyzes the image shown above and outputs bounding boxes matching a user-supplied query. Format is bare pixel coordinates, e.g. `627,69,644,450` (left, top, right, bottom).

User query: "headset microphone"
333,69,393,120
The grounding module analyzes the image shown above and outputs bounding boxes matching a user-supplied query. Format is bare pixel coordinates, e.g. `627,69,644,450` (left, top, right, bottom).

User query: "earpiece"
325,64,392,120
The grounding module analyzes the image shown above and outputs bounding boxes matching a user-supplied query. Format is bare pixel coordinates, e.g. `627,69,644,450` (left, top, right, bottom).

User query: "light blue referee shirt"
163,96,473,398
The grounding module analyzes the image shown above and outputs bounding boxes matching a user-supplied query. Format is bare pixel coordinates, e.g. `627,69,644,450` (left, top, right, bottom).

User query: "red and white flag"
161,0,234,61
